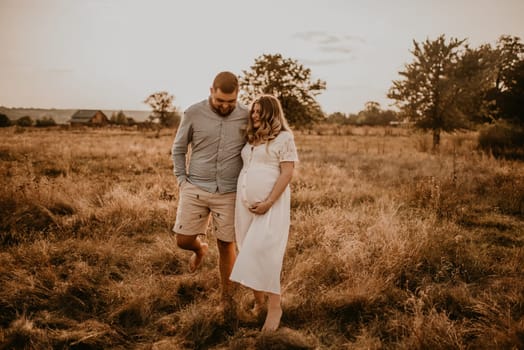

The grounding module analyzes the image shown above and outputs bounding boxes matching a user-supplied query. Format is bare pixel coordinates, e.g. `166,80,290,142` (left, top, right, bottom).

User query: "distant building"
69,110,109,126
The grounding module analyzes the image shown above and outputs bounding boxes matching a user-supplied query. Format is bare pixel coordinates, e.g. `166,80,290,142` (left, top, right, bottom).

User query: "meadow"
0,125,523,349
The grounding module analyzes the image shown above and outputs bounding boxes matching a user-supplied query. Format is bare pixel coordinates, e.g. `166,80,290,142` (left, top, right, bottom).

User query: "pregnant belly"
241,167,279,207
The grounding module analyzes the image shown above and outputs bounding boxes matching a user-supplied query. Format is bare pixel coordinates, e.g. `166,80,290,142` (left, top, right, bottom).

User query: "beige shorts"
173,181,236,242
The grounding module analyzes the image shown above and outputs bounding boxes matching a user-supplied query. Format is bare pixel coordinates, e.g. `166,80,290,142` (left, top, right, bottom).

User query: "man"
171,71,248,304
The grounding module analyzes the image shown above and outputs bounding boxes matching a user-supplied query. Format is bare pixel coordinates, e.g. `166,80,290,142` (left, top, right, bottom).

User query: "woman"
230,94,298,331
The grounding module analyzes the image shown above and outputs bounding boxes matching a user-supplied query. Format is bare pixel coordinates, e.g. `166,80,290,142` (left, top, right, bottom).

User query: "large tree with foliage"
388,35,481,149
486,35,524,125
239,53,326,128
477,36,524,158
452,44,501,124
497,60,524,125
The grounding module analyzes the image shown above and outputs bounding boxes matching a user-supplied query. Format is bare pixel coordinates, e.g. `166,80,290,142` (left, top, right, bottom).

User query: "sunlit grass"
1,126,523,349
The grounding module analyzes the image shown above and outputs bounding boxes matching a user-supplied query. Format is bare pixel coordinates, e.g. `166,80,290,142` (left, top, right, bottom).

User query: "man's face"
210,88,238,117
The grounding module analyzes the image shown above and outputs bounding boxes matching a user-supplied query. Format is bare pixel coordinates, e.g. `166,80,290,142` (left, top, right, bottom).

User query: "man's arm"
171,114,192,186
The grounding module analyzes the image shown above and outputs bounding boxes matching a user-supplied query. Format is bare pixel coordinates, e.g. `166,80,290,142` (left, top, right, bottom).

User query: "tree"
469,36,524,159
0,113,11,127
498,60,524,125
354,101,398,126
144,91,178,127
111,110,128,125
452,44,500,124
486,36,524,125
144,91,181,137
326,112,348,124
388,35,471,149
239,53,326,128
493,35,524,92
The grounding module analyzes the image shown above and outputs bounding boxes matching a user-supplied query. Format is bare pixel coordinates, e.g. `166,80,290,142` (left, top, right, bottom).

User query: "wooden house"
69,110,109,126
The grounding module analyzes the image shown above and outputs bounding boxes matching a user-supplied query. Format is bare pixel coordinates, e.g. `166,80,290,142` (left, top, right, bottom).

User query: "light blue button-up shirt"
171,99,249,193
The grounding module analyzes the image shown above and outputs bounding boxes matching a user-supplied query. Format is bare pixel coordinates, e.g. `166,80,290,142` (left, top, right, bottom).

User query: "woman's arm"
250,161,295,215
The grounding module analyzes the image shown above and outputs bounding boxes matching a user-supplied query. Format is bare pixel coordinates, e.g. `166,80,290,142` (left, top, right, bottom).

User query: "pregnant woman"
230,94,298,331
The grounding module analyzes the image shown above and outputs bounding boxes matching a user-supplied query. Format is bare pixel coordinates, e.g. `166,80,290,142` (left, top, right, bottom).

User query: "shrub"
478,121,524,159
0,113,11,127
35,116,57,127
16,115,33,127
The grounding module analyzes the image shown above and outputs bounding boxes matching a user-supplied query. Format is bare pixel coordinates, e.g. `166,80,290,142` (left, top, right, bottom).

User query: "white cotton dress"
230,131,298,295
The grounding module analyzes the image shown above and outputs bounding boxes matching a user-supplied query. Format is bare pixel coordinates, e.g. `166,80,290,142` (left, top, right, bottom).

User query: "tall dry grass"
0,126,523,349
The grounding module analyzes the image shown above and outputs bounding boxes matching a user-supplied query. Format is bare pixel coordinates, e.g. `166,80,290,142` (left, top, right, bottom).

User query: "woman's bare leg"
262,293,282,331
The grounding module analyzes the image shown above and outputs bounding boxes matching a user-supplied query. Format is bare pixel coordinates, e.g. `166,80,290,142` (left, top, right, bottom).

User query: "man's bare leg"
176,234,208,273
262,293,282,331
217,239,236,302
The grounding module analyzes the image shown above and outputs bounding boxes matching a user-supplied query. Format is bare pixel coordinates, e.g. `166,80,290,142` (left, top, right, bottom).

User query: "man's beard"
210,99,236,117
214,105,235,117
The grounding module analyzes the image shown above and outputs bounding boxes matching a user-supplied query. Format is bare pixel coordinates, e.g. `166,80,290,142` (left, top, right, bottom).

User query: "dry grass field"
0,125,523,349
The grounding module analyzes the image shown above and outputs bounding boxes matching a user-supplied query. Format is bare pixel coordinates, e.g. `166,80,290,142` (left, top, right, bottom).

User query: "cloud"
293,31,365,45
292,31,365,65
317,46,354,54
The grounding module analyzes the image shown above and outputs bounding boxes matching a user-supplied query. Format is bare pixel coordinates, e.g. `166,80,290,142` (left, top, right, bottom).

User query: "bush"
35,116,57,127
478,121,524,159
0,113,11,127
16,116,33,127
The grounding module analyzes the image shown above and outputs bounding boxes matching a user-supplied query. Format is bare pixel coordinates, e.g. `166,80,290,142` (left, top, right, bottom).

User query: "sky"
1,0,523,115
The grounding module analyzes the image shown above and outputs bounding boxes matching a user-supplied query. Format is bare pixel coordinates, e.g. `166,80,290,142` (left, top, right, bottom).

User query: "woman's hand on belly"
248,199,273,215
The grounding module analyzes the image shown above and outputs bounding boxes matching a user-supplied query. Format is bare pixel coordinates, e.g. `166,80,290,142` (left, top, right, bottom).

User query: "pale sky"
1,0,523,114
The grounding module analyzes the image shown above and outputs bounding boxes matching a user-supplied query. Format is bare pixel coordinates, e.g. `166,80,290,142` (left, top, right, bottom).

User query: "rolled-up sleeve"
172,114,192,185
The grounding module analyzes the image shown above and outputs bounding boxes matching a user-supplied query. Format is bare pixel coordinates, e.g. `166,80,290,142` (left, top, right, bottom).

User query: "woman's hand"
249,199,274,215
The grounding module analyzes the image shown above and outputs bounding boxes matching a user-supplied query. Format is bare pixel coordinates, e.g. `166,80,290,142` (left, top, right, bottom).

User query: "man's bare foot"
188,242,208,273
261,305,282,331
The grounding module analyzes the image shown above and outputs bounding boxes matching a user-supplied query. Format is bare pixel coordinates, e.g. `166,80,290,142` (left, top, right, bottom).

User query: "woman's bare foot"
262,305,282,331
188,242,208,273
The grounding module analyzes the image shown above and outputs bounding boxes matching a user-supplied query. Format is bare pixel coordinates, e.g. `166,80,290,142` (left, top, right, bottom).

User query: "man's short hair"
212,71,239,94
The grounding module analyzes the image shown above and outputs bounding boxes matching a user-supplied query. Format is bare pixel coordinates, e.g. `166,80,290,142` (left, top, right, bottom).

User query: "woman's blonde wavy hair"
246,94,292,145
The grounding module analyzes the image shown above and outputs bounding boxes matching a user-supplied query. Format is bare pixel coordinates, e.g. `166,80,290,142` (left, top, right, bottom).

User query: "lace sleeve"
277,132,299,162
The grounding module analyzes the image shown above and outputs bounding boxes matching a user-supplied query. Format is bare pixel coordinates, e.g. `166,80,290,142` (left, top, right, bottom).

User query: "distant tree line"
0,111,161,129
326,101,399,126
0,114,58,128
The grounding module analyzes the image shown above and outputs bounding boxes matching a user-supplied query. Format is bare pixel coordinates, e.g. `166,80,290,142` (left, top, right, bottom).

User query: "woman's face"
251,103,262,128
